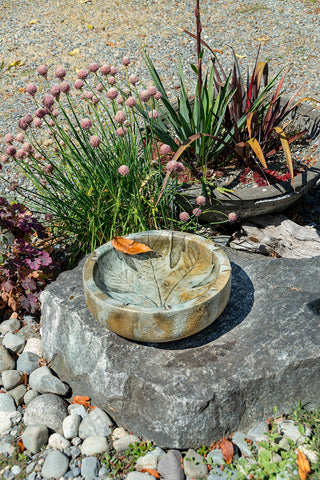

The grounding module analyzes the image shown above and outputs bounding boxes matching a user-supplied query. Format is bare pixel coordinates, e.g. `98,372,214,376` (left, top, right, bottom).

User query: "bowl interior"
94,232,224,309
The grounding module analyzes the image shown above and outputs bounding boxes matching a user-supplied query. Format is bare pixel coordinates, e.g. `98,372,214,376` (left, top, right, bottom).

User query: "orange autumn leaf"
72,395,91,408
220,437,234,464
22,372,28,385
17,439,25,453
112,236,153,255
139,469,160,479
297,449,311,480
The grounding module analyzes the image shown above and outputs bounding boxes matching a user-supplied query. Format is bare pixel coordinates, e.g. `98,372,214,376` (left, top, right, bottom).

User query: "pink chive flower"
45,213,53,222
114,110,126,124
147,86,157,96
52,109,59,117
148,109,159,120
50,85,60,98
89,63,99,72
38,65,48,77
110,67,118,75
107,87,118,99
108,76,116,85
228,212,238,222
16,149,25,159
35,108,47,118
9,182,18,191
33,117,42,128
26,83,37,96
125,96,137,108
154,91,162,100
179,211,190,222
160,144,171,155
129,74,139,85
16,133,25,142
116,126,128,137
83,90,93,99
92,96,99,105
1,155,8,164
23,142,33,153
166,160,185,172
5,134,14,144
89,135,100,148
74,79,84,89
24,114,33,125
196,195,206,206
45,164,54,174
55,67,66,79
48,119,55,126
192,207,202,217
42,94,55,108
96,83,103,91
118,165,129,175
80,118,92,130
18,118,29,131
139,90,151,102
77,69,88,80
6,146,16,156
122,56,130,66
100,64,111,75
117,96,123,105
60,81,70,94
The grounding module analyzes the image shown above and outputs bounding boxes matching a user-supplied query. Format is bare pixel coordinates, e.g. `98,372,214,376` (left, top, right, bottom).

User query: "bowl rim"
83,230,232,314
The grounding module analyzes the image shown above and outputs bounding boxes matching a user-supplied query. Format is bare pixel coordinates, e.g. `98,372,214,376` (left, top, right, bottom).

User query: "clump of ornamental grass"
1,59,227,264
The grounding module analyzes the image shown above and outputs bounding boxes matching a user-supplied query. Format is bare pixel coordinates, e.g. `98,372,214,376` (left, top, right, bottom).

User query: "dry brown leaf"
106,41,116,46
21,372,28,385
72,395,91,408
112,237,153,255
139,469,160,479
220,437,234,464
297,449,311,480
17,439,25,453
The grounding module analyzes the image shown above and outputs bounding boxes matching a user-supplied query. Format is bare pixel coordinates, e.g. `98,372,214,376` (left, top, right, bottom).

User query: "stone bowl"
83,230,231,343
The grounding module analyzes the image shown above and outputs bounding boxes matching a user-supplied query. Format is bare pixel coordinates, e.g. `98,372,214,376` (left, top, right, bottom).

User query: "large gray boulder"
40,250,320,448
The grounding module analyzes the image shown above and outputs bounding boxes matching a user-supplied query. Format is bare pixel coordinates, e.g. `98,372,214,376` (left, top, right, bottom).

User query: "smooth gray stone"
1,370,24,390
81,456,99,479
48,432,71,450
16,352,40,375
80,435,109,456
126,473,155,480
183,449,208,478
40,252,320,448
68,403,88,418
24,393,68,434
0,439,15,456
7,384,27,405
0,317,20,335
0,345,15,373
78,408,113,439
22,424,49,453
113,434,140,452
29,366,69,395
0,411,21,435
0,393,16,412
24,389,40,405
247,421,269,443
207,449,224,465
135,446,165,469
3,332,26,353
41,450,69,479
232,432,258,458
158,449,185,480
278,420,307,445
63,414,82,439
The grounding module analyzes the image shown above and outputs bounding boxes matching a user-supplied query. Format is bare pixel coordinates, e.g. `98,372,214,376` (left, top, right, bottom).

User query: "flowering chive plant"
1,58,227,263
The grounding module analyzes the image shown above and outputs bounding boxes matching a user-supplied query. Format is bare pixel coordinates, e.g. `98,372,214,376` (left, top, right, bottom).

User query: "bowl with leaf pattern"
83,230,231,343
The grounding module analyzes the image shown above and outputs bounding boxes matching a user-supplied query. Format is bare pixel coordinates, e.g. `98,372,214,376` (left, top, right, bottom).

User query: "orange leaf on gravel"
72,395,91,408
220,437,234,464
112,237,153,255
139,469,160,479
297,449,311,480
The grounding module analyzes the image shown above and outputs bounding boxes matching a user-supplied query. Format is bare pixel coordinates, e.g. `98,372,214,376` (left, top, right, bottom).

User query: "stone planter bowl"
83,230,231,343
177,102,320,222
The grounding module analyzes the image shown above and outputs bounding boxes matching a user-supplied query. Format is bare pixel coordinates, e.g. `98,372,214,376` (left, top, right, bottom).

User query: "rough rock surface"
40,251,320,448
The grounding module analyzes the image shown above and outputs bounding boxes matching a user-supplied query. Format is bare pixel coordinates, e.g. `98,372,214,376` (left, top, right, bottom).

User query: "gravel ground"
0,0,320,227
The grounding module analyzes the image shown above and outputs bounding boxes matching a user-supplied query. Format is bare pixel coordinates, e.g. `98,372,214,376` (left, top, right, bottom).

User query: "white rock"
0,411,22,435
0,317,20,335
68,403,88,418
80,435,109,456
48,433,71,450
24,389,40,405
3,332,26,353
1,370,24,390
111,426,128,441
23,337,43,357
63,414,82,439
135,447,165,470
113,434,140,453
79,407,113,439
0,393,16,412
298,445,319,464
